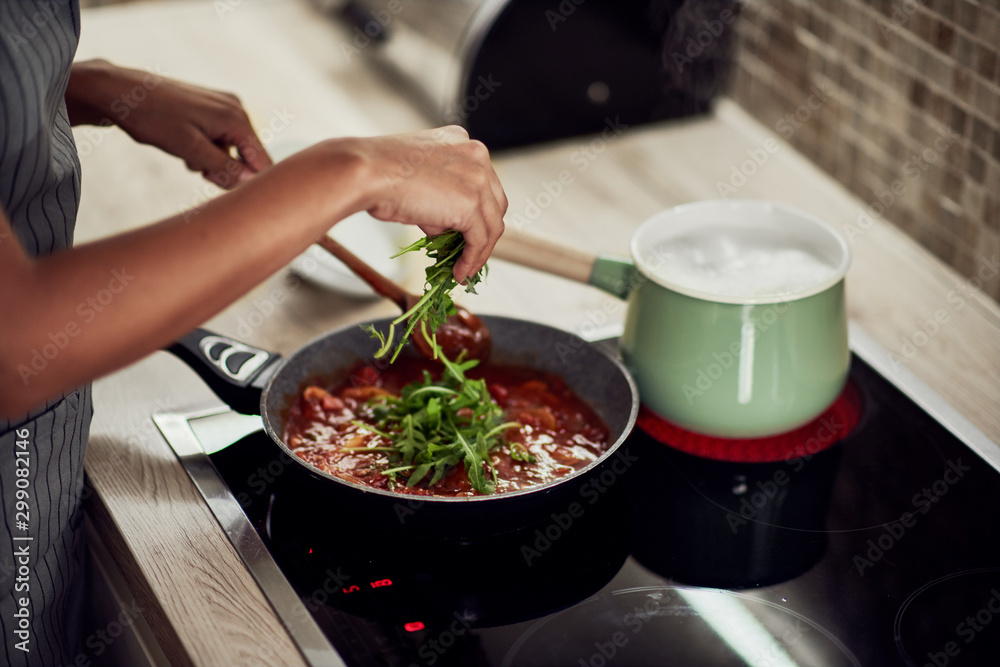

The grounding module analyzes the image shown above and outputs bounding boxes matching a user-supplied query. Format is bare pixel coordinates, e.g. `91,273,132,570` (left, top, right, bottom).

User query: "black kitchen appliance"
332,0,738,149
155,326,1000,666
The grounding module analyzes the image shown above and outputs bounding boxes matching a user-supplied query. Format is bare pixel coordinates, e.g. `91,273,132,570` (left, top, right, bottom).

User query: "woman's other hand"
66,59,272,189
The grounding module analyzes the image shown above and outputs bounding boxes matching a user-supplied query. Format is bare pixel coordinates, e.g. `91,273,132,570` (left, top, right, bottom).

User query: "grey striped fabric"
0,389,91,667
0,2,92,665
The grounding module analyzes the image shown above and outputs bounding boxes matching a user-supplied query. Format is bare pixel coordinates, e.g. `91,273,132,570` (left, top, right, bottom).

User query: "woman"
0,2,506,664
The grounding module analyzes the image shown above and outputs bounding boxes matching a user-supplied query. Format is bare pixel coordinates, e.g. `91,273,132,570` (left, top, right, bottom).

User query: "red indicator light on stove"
404,621,425,632
342,585,361,594
370,578,393,588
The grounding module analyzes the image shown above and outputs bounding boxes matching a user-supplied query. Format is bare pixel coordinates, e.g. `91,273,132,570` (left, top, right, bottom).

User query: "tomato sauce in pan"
283,359,610,496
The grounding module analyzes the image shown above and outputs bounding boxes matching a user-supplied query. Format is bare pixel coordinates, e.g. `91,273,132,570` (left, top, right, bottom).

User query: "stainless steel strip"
153,411,346,667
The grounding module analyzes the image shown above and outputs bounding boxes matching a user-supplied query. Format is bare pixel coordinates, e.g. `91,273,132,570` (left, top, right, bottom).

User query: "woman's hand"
66,59,272,188
333,126,507,282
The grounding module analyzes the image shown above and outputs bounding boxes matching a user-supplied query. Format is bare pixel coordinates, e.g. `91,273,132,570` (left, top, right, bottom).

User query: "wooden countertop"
74,0,1000,664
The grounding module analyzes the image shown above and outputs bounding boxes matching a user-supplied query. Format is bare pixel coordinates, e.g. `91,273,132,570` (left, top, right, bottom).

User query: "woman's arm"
61,59,505,273
0,128,506,417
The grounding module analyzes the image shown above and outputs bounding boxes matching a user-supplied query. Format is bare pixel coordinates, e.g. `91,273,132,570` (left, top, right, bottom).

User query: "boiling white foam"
645,227,839,299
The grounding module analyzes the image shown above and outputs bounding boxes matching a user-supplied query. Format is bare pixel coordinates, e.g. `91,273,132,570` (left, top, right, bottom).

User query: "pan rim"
631,199,851,305
259,314,639,504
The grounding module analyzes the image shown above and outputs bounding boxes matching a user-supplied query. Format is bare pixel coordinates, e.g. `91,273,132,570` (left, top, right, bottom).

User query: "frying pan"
168,314,638,536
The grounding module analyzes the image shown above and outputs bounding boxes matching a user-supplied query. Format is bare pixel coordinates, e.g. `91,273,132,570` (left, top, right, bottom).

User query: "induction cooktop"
154,324,1000,667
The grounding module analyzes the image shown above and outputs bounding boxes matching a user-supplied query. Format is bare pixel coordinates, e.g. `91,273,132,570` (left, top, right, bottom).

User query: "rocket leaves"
362,231,485,363
352,345,518,495
349,231,509,494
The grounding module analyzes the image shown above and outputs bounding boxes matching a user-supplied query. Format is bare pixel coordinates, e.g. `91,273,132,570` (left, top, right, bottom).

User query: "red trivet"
636,381,863,463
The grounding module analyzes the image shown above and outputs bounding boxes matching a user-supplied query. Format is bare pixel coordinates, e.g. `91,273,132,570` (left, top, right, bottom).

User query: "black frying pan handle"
166,328,282,415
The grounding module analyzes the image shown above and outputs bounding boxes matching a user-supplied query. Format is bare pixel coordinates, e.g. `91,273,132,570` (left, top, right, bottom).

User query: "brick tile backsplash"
729,0,1000,302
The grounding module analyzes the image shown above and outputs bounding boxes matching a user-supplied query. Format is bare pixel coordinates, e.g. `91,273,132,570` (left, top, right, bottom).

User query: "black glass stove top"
175,352,1000,667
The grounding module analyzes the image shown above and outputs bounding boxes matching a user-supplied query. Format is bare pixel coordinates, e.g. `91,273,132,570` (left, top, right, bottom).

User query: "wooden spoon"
315,235,492,362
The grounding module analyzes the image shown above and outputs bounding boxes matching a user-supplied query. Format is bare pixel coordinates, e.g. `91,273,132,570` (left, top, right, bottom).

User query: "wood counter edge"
83,355,309,667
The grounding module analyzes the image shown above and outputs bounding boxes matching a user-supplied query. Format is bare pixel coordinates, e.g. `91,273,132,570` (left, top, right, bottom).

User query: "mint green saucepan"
494,200,851,438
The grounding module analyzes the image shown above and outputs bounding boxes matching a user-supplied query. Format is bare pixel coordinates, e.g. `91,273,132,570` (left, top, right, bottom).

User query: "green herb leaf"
351,231,520,493
364,231,486,362
361,338,518,495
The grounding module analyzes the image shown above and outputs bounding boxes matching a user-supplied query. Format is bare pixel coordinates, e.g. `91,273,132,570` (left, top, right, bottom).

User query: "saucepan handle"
492,226,636,300
492,226,598,283
166,328,282,415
